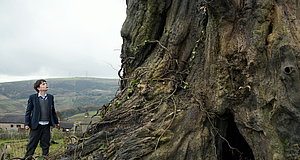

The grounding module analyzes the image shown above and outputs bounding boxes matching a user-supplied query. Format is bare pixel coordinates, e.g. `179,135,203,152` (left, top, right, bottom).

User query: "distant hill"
0,77,119,117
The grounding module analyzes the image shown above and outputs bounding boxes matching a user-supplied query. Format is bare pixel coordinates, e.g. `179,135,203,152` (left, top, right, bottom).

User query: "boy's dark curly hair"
33,79,47,92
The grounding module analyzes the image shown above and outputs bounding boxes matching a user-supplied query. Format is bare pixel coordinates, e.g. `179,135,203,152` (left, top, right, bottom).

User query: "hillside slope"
0,77,119,115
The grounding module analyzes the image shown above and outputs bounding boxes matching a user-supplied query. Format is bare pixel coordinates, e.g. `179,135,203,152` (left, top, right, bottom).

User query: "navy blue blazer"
24,93,59,130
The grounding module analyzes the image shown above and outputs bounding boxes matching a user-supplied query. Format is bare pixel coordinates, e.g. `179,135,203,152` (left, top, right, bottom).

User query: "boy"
22,79,59,160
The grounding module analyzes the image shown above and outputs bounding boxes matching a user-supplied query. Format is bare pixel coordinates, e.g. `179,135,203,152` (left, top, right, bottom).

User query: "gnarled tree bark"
59,0,300,159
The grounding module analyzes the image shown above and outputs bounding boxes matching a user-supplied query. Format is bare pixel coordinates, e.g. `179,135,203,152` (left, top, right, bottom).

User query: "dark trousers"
25,125,51,157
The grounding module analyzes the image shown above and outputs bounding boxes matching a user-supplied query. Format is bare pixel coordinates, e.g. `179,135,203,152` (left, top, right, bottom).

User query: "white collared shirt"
38,93,48,100
39,121,49,125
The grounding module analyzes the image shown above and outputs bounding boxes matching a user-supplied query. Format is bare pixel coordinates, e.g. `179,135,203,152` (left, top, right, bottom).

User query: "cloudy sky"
0,0,126,82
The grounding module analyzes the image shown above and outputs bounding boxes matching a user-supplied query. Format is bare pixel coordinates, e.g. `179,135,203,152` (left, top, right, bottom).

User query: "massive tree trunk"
60,0,300,159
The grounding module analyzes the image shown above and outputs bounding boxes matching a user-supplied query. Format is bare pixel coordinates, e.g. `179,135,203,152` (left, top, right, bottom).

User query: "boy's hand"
25,126,30,130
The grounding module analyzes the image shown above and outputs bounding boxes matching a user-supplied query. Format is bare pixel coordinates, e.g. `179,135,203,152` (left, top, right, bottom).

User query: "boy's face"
37,81,48,92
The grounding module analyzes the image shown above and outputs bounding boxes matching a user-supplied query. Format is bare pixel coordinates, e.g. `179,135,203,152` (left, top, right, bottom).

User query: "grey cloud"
0,0,126,81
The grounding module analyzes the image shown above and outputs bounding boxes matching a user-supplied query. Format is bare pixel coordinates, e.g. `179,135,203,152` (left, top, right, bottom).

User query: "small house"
59,121,74,132
0,114,24,131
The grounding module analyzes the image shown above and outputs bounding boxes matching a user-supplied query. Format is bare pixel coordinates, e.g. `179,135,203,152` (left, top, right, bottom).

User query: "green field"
0,129,72,159
69,110,98,118
1,139,65,158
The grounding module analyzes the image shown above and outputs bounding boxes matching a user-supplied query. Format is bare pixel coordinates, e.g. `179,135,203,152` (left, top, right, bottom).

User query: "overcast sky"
0,0,126,82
